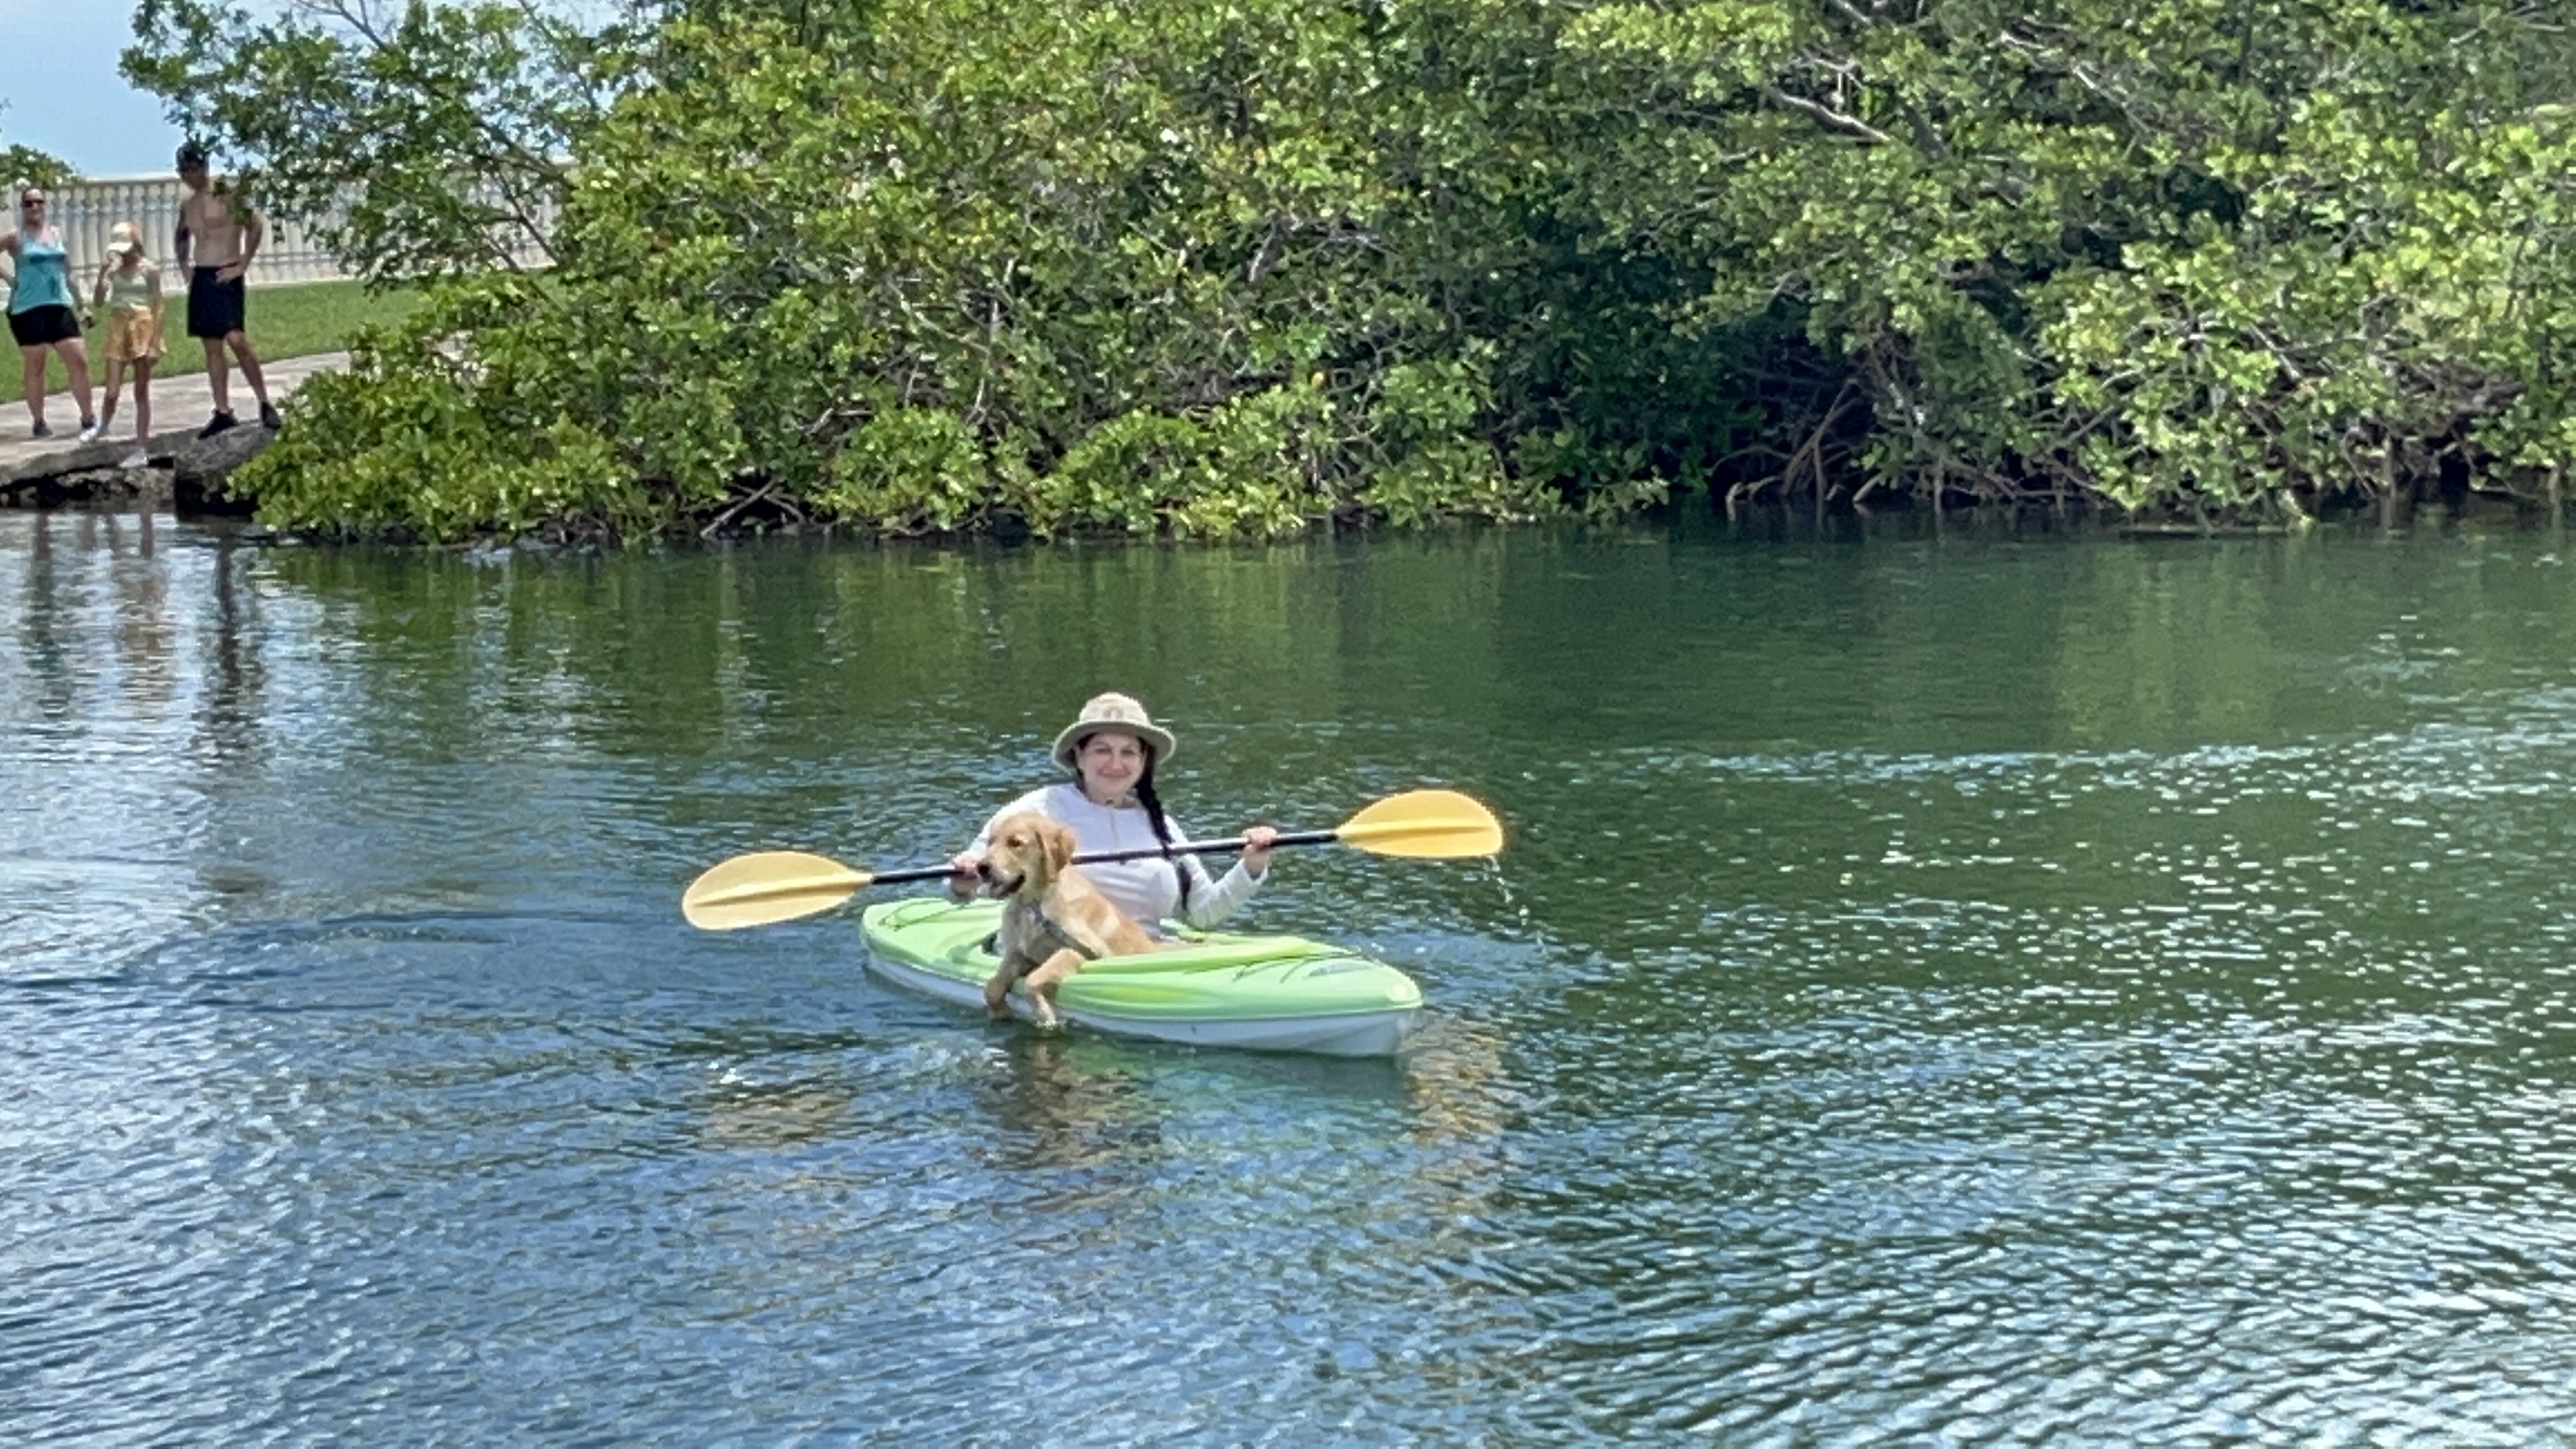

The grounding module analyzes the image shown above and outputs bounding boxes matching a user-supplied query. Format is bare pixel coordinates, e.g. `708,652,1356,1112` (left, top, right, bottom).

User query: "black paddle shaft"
869,863,969,886
1071,830,1333,866
900,831,1330,885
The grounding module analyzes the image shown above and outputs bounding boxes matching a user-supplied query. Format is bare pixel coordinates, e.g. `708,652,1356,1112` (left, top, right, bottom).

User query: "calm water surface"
6,509,2575,1442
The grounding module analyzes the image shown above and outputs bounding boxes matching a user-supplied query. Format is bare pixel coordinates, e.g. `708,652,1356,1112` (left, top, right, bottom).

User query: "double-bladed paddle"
681,787,1504,931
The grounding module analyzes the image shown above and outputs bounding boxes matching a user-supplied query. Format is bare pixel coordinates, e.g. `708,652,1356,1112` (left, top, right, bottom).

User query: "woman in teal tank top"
3,187,99,441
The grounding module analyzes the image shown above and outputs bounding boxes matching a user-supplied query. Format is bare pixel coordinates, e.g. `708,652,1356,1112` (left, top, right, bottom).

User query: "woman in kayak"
948,692,1277,929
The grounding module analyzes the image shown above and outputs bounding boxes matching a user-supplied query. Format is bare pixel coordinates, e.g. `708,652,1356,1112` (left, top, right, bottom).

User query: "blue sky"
0,1,187,177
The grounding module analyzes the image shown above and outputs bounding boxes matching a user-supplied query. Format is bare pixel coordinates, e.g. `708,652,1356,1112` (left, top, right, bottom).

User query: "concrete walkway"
0,351,350,479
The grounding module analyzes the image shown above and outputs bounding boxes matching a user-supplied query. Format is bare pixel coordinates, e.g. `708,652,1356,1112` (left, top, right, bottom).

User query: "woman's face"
19,192,46,226
1074,731,1147,801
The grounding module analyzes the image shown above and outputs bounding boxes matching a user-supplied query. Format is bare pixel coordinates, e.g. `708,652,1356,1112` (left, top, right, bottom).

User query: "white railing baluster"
42,171,551,288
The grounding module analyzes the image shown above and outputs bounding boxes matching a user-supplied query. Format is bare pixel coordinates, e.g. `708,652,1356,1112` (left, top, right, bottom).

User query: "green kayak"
858,896,1423,1056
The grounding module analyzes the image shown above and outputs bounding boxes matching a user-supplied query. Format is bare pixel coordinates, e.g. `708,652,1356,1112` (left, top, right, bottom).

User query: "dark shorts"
8,304,79,348
187,268,247,340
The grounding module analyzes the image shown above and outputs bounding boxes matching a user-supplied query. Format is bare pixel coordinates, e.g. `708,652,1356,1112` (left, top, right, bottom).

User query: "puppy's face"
976,812,1076,899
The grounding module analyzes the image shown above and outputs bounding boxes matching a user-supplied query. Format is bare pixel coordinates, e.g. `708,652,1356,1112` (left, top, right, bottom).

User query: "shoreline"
1,351,349,519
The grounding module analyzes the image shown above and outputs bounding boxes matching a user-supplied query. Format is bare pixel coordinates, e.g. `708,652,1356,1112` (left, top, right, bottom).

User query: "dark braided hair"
1134,745,1191,911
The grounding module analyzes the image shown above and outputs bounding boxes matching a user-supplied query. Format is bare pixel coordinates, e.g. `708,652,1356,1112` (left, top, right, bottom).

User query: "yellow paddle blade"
1333,789,1505,858
682,850,877,931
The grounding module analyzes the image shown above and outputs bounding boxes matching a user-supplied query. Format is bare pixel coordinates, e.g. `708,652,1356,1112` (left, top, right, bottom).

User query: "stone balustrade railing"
18,173,554,294
28,174,351,288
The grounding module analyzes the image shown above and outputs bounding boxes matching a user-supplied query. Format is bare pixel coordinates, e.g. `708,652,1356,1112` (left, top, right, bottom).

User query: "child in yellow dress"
91,220,165,468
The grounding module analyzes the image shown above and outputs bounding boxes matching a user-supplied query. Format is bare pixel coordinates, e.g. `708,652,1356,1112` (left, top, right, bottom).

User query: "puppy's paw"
982,980,1016,1019
1027,1000,1062,1030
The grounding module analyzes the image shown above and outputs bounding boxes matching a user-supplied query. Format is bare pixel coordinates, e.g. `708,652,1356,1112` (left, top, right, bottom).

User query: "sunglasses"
20,198,45,208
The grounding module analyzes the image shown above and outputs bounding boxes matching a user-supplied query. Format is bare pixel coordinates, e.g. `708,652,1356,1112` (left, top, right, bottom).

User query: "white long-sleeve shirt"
964,782,1265,928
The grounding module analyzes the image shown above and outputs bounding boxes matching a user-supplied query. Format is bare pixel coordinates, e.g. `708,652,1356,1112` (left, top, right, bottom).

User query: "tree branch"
1760,85,1892,144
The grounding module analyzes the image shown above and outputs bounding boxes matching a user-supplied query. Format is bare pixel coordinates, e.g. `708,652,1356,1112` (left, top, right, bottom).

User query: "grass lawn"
33,277,420,398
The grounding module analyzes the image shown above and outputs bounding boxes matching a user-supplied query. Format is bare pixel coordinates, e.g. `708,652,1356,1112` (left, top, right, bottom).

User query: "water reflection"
696,1074,862,1153
9,516,2576,1440
15,512,71,722
973,1035,1170,1194
196,527,265,768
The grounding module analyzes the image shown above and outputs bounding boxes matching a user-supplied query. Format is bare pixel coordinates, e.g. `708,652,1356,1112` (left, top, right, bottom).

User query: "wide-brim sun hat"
1051,692,1177,771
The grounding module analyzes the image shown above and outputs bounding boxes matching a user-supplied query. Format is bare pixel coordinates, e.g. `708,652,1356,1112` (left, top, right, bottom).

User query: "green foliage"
1,145,72,192
1,101,73,190
1561,0,2576,513
178,2,1598,540
231,321,653,542
124,0,604,278
816,406,998,536
128,0,2576,537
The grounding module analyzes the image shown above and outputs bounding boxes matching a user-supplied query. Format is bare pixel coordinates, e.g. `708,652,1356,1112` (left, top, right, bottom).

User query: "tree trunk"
2378,446,2412,531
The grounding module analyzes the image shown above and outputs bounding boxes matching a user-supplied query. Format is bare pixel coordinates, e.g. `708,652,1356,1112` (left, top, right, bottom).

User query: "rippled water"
7,508,2576,1442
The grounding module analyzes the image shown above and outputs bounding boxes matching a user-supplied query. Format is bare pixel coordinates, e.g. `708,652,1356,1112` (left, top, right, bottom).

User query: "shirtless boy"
173,141,278,437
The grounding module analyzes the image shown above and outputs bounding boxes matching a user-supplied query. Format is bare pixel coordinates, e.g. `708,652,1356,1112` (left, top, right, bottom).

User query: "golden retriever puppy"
974,812,1157,1028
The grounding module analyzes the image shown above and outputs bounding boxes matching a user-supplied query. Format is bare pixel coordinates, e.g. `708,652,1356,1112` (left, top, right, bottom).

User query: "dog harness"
991,906,1107,981
1030,910,1106,961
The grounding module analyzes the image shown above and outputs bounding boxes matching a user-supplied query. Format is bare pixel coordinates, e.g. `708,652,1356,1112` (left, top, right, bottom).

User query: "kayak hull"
859,896,1421,1057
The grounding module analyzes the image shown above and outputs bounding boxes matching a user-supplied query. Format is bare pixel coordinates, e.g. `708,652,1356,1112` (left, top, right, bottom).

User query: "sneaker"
30,420,51,439
198,411,238,439
119,449,150,471
77,419,100,443
258,402,282,430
